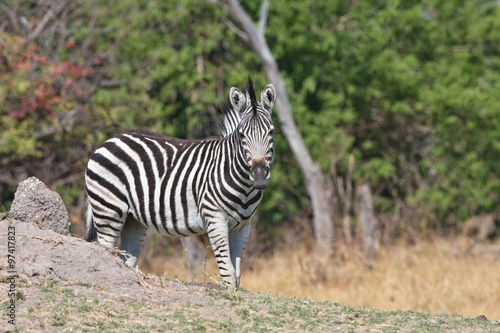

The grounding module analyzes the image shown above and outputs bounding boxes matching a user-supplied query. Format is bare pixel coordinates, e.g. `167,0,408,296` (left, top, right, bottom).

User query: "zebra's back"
86,130,224,238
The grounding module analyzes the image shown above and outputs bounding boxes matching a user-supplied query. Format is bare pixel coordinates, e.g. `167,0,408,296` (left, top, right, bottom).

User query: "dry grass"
140,236,500,321
242,237,500,321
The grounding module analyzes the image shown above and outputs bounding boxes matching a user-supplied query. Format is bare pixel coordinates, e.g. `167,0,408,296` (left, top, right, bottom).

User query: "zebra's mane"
219,78,259,138
246,78,259,116
219,100,241,138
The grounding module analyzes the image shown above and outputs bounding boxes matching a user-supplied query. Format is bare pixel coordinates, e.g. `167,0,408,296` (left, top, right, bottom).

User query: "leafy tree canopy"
1,0,498,236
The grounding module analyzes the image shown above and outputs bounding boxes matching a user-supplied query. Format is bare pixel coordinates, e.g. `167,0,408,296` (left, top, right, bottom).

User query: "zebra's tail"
84,199,97,242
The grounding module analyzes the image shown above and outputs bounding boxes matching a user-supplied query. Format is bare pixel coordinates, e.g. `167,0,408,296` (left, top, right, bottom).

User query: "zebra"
84,78,276,289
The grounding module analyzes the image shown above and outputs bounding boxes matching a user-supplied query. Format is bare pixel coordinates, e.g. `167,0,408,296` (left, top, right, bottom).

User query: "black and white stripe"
85,79,276,289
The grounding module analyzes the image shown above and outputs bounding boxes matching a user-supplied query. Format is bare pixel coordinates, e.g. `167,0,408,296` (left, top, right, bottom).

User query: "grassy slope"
5,279,497,333
140,236,500,321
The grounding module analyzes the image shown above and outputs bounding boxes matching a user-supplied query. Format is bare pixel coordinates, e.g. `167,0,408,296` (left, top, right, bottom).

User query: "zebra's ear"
229,88,246,113
261,84,276,114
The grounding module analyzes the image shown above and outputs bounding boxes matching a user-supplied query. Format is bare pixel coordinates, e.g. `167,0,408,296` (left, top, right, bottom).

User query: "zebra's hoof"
123,256,138,268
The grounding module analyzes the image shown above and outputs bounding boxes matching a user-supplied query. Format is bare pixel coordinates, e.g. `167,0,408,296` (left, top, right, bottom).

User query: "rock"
9,177,71,235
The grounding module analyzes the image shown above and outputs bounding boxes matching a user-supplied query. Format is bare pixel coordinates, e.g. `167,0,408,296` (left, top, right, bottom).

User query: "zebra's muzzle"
250,161,270,189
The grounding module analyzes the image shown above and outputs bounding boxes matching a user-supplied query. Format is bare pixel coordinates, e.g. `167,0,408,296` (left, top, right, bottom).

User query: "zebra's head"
229,78,276,190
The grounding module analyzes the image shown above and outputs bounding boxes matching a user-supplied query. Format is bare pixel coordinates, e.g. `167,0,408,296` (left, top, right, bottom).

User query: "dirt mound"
0,178,232,331
0,216,220,297
0,216,240,331
0,219,139,290
3,177,140,290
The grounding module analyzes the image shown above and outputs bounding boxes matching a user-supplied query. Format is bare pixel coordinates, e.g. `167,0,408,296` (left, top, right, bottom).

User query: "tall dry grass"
139,236,500,321
243,237,500,320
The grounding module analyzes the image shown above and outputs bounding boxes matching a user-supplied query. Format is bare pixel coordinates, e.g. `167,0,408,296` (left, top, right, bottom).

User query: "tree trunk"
335,154,354,244
223,0,334,253
356,184,379,259
182,237,205,281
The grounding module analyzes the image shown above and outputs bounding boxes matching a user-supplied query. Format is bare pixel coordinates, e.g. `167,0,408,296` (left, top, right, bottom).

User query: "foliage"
264,0,500,225
0,0,111,207
1,0,499,238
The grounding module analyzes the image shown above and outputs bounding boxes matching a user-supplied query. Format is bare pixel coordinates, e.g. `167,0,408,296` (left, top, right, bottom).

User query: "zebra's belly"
135,203,206,237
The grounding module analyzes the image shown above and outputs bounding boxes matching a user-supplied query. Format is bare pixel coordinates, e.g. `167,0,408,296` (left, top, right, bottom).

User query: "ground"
0,218,497,332
0,178,498,332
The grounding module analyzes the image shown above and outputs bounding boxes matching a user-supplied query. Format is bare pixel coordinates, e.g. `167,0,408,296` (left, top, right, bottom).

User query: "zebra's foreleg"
206,219,236,289
235,257,241,289
229,223,252,288
119,215,148,268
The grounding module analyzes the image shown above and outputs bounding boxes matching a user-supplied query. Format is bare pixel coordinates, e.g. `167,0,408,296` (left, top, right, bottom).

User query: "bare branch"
54,1,72,54
222,16,248,41
0,167,28,187
257,0,269,36
226,0,256,34
0,2,21,33
34,104,83,139
28,0,68,41
99,79,127,88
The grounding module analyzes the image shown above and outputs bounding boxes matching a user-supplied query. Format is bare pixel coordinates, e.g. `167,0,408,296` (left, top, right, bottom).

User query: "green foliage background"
1,0,499,239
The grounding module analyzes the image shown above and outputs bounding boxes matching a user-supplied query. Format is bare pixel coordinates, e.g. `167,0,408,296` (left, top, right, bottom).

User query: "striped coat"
85,79,276,288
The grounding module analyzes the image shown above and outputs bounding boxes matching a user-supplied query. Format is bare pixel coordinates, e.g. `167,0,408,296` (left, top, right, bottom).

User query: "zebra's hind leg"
87,206,123,249
119,215,148,268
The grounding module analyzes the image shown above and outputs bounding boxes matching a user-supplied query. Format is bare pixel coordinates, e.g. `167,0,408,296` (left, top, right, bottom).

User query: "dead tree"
356,184,379,259
334,154,355,244
219,0,335,253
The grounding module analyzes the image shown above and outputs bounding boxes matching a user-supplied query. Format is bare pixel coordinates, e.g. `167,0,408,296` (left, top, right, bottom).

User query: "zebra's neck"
219,131,258,197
